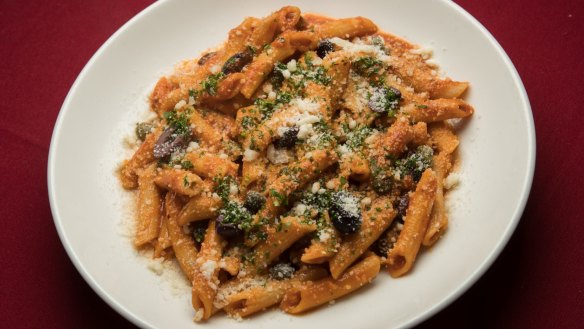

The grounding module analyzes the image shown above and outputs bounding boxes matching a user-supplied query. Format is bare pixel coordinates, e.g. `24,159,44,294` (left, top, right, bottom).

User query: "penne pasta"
402,98,474,123
119,7,473,322
280,255,380,314
134,164,163,248
165,192,199,281
329,196,396,279
423,124,458,246
247,216,317,273
120,127,161,189
153,169,206,197
387,169,438,277
177,194,222,226
192,220,224,321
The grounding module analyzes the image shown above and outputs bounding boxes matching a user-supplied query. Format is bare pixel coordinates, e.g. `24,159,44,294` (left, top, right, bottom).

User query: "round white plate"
48,0,535,328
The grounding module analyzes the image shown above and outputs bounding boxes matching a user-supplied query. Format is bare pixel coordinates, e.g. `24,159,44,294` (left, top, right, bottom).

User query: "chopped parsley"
352,56,384,77
201,72,225,96
345,126,373,152
214,176,236,201
393,145,434,181
181,160,193,169
241,116,257,130
163,109,191,137
269,189,288,207
253,91,293,121
219,200,253,231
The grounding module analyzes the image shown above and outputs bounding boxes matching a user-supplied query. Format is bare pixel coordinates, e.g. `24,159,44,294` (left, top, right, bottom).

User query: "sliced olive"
215,215,242,238
316,39,335,58
396,194,409,219
330,191,362,234
273,126,299,149
198,52,216,65
153,127,189,158
243,191,266,214
222,50,253,74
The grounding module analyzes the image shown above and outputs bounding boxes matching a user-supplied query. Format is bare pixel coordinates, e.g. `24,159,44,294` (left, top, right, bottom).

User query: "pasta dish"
119,6,473,322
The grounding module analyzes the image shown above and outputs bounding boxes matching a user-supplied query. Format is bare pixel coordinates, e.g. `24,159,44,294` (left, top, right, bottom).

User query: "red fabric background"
1,0,582,327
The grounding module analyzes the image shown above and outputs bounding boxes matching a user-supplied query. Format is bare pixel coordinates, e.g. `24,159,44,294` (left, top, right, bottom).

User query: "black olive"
273,126,299,148
269,263,295,280
215,215,242,238
222,50,253,74
373,234,391,256
243,191,266,214
135,122,153,141
368,86,402,113
329,191,362,234
396,194,409,221
198,52,216,65
316,39,335,58
153,127,189,158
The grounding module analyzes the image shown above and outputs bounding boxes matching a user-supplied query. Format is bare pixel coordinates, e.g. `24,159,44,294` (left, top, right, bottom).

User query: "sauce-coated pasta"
119,6,473,322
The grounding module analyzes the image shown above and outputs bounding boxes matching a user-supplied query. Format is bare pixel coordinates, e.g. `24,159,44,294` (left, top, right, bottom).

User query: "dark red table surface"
1,0,583,328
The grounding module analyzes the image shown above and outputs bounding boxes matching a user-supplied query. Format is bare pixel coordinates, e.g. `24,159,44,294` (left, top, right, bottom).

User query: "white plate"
48,0,535,328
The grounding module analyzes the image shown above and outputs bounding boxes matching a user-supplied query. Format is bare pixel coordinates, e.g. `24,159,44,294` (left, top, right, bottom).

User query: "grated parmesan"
243,149,259,162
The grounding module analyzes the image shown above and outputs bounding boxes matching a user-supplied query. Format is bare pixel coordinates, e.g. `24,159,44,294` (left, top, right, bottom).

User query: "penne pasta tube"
177,194,222,226
387,169,437,277
402,98,474,123
301,212,340,264
246,14,279,50
259,149,338,219
248,216,317,273
165,192,199,281
153,207,172,258
274,6,302,33
241,157,267,189
150,77,177,117
368,116,422,158
220,266,327,318
422,152,449,246
134,164,163,248
184,152,239,179
240,30,318,98
340,152,370,182
280,255,380,314
119,127,161,189
423,124,458,246
192,220,224,321
329,196,396,279
316,17,378,40
153,169,206,197
224,280,289,317
188,109,225,149
223,17,260,58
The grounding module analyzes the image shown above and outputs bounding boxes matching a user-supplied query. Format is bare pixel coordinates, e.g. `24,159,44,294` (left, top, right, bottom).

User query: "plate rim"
47,1,536,328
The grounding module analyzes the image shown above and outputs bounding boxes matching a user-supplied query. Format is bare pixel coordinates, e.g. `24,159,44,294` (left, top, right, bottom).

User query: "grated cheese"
243,149,259,162
329,37,391,61
267,144,292,164
174,99,187,110
444,172,460,189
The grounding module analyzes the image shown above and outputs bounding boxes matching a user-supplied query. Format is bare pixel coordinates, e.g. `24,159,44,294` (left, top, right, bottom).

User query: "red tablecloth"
1,0,582,328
